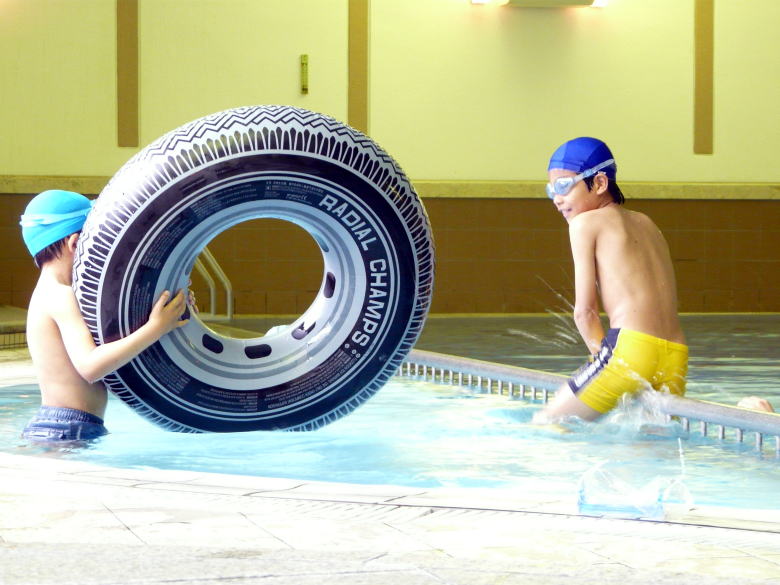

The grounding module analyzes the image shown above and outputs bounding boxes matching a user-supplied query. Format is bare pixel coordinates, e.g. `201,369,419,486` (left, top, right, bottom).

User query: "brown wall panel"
3,194,780,315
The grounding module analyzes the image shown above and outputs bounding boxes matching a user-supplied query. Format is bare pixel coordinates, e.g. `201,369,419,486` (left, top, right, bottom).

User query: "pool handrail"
659,394,780,438
193,246,234,321
402,348,780,454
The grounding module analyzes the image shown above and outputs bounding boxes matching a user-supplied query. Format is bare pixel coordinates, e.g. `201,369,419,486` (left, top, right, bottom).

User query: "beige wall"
2,0,779,184
0,0,347,177
140,0,347,147
1,0,779,315
0,0,122,176
371,0,780,184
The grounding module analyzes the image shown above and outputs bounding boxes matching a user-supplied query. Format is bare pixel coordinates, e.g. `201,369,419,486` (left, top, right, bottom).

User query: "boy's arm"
52,286,188,383
569,216,604,355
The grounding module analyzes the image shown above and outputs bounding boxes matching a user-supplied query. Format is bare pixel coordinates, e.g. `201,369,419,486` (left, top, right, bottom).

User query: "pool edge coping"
2,451,779,536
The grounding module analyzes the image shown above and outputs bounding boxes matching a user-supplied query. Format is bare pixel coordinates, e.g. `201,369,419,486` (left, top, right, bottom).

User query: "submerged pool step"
400,348,780,458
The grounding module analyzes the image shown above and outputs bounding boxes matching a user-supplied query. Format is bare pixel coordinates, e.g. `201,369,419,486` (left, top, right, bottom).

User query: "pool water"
1,314,779,510
414,313,780,406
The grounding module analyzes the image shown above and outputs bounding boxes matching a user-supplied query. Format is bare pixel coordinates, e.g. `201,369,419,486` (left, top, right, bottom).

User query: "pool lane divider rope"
400,348,780,457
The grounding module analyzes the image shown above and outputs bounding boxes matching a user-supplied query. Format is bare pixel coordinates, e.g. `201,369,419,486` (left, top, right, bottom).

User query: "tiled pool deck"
2,344,780,584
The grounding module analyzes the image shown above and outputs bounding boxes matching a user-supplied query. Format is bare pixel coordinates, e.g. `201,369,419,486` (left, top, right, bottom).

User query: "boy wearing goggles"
534,137,688,423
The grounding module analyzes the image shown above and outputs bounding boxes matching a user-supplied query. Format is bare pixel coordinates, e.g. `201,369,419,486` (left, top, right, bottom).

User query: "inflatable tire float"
73,105,434,433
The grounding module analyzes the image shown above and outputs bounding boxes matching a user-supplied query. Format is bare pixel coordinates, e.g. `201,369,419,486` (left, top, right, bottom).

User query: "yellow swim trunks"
569,328,689,414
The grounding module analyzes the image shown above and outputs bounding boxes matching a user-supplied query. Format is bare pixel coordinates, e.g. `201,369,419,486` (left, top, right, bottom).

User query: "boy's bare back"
571,205,685,344
27,271,108,418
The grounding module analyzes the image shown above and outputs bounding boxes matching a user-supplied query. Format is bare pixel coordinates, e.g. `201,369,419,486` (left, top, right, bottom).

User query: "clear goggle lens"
546,158,615,199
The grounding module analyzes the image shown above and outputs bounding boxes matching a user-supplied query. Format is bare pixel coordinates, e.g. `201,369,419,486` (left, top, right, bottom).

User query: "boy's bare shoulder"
575,205,640,228
32,275,72,298
568,206,615,233
30,276,79,318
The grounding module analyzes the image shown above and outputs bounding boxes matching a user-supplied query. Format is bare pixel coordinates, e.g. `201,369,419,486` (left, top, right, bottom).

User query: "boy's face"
547,169,600,223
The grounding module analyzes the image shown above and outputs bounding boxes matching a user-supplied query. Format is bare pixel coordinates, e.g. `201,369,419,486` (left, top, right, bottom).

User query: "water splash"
677,437,687,476
501,275,587,351
536,274,575,312
536,276,585,348
575,390,696,519
577,460,666,519
659,437,695,518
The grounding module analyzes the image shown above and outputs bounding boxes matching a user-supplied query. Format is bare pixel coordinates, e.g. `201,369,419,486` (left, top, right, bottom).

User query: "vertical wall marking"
300,54,309,94
348,0,369,134
694,0,714,154
117,0,139,147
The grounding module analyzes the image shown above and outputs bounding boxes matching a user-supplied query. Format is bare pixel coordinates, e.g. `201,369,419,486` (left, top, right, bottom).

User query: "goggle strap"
581,158,615,179
20,202,94,228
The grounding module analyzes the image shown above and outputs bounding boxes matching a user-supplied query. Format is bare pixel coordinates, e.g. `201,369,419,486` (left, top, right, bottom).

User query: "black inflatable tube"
74,105,435,433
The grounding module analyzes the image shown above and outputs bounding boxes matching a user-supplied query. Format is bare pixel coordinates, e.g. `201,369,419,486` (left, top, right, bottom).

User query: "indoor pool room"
2,1,780,585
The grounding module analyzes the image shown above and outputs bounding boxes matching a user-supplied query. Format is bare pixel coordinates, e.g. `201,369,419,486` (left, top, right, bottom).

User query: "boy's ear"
66,233,79,252
593,173,609,195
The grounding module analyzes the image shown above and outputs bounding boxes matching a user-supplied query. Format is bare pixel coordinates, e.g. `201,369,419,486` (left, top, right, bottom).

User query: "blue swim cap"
20,190,94,257
548,137,617,180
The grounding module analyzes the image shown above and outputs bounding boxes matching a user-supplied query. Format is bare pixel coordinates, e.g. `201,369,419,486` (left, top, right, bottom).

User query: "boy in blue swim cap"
534,138,688,423
19,190,189,443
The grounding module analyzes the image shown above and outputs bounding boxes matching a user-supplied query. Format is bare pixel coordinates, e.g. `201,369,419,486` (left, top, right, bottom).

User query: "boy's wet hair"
584,175,625,205
33,235,72,269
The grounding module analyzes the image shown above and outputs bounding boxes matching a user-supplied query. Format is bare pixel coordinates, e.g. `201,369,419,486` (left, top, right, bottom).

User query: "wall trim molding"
414,180,780,200
2,176,778,200
0,176,111,195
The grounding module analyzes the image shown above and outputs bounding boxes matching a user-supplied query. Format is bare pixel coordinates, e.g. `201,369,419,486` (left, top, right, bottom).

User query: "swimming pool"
1,314,779,511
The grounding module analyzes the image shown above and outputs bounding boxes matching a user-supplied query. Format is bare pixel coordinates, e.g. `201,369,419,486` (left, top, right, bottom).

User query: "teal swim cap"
548,137,617,180
20,190,94,257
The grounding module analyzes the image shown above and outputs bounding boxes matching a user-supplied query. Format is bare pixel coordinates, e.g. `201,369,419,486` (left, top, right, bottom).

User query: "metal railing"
193,247,234,321
400,348,780,456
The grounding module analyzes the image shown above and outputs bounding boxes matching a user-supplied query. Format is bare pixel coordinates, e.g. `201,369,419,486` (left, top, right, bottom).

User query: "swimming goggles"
546,158,615,199
19,201,95,227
